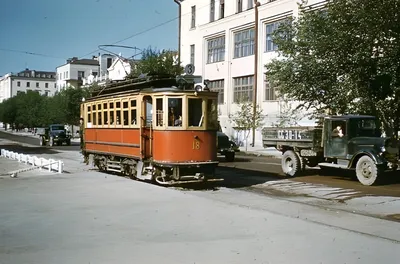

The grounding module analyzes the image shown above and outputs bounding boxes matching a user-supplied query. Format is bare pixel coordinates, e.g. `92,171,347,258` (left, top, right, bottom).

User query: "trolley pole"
252,1,260,147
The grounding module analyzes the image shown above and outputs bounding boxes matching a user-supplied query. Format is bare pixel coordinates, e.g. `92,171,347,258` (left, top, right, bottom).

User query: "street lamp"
252,0,261,147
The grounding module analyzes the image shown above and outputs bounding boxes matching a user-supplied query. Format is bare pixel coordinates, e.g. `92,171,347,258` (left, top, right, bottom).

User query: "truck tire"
66,139,71,146
355,155,381,186
39,136,45,146
282,150,301,177
49,136,54,147
225,152,235,162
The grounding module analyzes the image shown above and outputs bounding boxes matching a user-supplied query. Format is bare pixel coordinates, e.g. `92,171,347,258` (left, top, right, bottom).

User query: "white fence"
1,149,64,177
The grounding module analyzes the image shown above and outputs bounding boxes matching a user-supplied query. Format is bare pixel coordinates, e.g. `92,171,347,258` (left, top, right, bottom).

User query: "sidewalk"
239,145,282,158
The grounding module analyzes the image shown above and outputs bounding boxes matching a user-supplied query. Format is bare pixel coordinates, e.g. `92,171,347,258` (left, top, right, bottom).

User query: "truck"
37,124,72,147
262,115,400,186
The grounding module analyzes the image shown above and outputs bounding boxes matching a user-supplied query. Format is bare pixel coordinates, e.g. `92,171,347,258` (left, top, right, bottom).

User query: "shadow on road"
0,144,60,154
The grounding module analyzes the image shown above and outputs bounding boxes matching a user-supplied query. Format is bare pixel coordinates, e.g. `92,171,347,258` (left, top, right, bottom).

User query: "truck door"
324,119,348,158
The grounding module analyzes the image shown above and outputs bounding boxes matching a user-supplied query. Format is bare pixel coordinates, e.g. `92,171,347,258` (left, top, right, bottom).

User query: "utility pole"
252,1,261,147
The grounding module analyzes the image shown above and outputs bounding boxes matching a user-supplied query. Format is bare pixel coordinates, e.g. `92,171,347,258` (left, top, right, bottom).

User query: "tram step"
107,167,122,173
107,164,121,170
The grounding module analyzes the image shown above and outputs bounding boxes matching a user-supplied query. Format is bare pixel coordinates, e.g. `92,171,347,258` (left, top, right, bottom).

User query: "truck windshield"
51,125,65,130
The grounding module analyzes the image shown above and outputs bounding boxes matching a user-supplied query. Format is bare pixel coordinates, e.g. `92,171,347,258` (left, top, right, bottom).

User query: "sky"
0,0,181,75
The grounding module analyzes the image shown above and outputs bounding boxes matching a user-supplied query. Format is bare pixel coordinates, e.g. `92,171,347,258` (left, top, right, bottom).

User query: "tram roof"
86,74,215,101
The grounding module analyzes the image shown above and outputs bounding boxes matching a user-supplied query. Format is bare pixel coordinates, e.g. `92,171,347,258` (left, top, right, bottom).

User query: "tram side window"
207,99,218,129
156,98,163,126
97,104,102,125
123,101,129,126
103,102,108,125
168,98,182,126
115,101,121,125
92,104,97,125
188,98,203,127
130,99,137,126
109,102,114,125
87,105,91,123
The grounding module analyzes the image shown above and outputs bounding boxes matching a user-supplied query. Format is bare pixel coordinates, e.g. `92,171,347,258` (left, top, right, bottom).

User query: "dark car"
217,123,240,162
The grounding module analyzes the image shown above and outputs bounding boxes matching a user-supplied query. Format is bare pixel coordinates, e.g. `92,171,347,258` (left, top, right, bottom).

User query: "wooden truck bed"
262,126,323,150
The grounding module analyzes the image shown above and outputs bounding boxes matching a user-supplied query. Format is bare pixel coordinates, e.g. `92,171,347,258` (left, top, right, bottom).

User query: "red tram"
80,74,221,185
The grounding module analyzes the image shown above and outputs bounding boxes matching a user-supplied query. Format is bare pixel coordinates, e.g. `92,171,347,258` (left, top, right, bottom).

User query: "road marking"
255,179,363,201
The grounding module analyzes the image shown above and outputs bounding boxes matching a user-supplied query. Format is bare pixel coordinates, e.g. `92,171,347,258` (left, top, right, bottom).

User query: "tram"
80,73,221,185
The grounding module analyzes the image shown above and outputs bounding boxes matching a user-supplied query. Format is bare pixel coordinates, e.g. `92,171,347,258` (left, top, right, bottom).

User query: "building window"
233,75,254,103
210,0,215,22
190,45,195,65
78,71,85,79
207,36,225,63
248,0,253,9
264,81,277,101
266,19,289,52
45,83,49,88
44,91,50,97
107,58,113,68
17,81,20,87
220,0,225,19
209,79,224,105
191,6,196,28
36,82,39,88
234,28,255,58
26,82,30,87
237,0,243,13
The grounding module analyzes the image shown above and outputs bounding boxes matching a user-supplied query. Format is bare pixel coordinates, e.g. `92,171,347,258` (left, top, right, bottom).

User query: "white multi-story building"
176,0,321,146
56,54,115,91
0,69,57,103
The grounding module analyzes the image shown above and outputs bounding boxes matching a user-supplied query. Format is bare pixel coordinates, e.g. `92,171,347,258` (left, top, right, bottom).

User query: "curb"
237,151,282,159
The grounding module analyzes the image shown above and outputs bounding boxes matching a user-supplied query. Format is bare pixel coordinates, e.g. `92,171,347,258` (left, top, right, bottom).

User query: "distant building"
82,54,137,87
55,54,115,91
175,0,320,147
0,69,56,103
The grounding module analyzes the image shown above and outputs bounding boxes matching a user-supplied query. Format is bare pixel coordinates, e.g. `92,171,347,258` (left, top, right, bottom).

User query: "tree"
229,97,264,151
127,47,183,78
265,0,400,138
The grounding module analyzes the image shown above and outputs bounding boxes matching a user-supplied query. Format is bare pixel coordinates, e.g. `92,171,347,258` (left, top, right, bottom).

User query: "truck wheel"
39,136,45,146
66,139,71,146
225,152,235,162
282,150,301,177
356,156,381,186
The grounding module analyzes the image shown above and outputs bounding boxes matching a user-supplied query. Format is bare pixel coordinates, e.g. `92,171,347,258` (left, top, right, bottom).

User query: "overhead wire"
0,48,64,59
78,2,212,59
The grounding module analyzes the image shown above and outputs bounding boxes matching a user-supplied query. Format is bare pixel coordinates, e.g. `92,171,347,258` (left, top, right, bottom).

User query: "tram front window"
188,98,203,127
168,98,182,126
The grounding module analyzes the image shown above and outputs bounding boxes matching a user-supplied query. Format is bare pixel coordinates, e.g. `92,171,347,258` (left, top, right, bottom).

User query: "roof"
69,59,99,66
12,69,56,79
326,115,376,120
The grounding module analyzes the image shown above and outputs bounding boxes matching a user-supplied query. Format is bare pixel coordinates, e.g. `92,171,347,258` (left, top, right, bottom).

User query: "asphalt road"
1,130,400,199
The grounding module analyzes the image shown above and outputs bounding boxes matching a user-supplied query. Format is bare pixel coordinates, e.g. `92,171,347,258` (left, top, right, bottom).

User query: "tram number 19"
193,139,201,150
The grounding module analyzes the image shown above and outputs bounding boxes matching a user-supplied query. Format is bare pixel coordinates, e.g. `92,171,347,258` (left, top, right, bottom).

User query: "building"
0,69,57,103
55,54,115,91
82,54,134,87
176,0,321,147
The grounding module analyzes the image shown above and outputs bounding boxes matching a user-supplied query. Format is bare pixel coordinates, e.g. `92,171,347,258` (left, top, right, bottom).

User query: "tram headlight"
195,85,203,92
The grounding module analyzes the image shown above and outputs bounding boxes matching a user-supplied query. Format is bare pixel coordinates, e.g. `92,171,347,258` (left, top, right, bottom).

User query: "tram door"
140,96,153,159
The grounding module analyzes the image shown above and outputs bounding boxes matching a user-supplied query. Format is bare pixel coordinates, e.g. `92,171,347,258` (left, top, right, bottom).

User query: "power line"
78,3,211,59
0,48,64,59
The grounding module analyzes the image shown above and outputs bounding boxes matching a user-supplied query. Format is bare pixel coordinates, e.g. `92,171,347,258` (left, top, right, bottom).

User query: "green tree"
265,0,400,138
229,97,264,150
127,47,183,78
